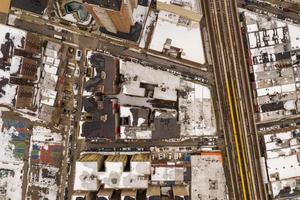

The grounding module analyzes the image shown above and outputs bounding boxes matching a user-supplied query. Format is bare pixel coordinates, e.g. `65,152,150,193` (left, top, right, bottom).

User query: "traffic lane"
76,35,214,85
206,0,255,198
244,3,300,21
86,139,206,149
13,18,214,85
202,0,243,198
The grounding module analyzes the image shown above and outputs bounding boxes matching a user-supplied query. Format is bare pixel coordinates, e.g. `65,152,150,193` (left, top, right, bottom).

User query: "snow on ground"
0,84,17,106
10,56,22,74
32,126,62,143
0,68,10,80
42,184,59,200
0,126,22,162
149,10,205,64
0,112,24,200
0,162,23,200
0,24,27,50
139,11,157,48
133,5,149,24
0,24,27,107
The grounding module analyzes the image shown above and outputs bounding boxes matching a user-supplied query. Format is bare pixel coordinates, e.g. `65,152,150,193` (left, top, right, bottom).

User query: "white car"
75,49,82,61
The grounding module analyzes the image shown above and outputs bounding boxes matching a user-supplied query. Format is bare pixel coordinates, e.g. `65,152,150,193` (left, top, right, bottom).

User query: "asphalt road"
203,0,267,199
11,15,215,85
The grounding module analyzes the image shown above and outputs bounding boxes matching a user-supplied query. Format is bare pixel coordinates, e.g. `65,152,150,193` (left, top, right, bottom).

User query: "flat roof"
11,0,48,14
0,0,11,13
81,97,118,140
152,110,180,140
74,161,100,191
120,60,180,101
85,52,119,95
151,166,184,182
267,153,300,181
191,153,227,200
83,0,122,11
120,106,152,139
149,10,205,64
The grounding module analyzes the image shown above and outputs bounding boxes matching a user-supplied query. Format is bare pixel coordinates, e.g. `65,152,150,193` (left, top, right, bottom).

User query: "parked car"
75,49,82,61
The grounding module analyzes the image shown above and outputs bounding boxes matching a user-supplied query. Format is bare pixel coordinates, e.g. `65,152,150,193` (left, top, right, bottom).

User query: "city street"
10,14,215,85
203,0,267,199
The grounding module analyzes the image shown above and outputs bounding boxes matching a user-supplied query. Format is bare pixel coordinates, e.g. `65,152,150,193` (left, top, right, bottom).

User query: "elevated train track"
202,0,268,199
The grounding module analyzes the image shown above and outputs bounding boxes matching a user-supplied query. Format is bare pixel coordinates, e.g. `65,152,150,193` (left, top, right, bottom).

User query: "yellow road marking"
228,75,253,200
226,79,248,200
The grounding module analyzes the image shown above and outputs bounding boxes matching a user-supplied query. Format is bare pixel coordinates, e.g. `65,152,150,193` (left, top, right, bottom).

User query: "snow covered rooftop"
191,153,227,200
32,126,62,144
120,106,152,140
120,60,180,101
156,0,202,22
119,60,216,137
74,161,100,191
149,10,205,64
261,129,300,198
151,166,185,182
267,154,300,181
179,80,216,136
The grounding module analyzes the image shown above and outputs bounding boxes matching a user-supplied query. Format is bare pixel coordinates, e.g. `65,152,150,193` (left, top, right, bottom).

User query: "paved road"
203,0,267,199
10,15,215,85
238,0,300,22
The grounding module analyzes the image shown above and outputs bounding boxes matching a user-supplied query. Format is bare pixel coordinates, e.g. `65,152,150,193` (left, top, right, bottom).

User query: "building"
261,130,300,198
190,153,227,200
118,60,215,139
15,85,35,109
244,10,300,122
152,110,180,140
156,0,202,22
74,154,150,194
120,60,180,101
172,185,189,200
85,52,119,95
81,97,119,140
98,154,149,189
44,41,61,59
0,0,11,14
72,191,94,200
73,154,104,191
83,0,137,33
146,185,161,200
24,32,42,54
38,104,56,122
11,0,49,15
120,106,152,139
149,0,205,64
10,56,38,81
96,188,113,200
121,189,137,200
130,154,151,175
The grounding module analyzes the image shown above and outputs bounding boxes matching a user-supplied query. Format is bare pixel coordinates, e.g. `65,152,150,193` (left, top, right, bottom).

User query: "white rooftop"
267,154,300,181
74,161,100,191
98,171,148,189
179,80,216,136
191,153,227,200
44,41,61,58
120,60,180,101
151,166,184,182
149,10,205,64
